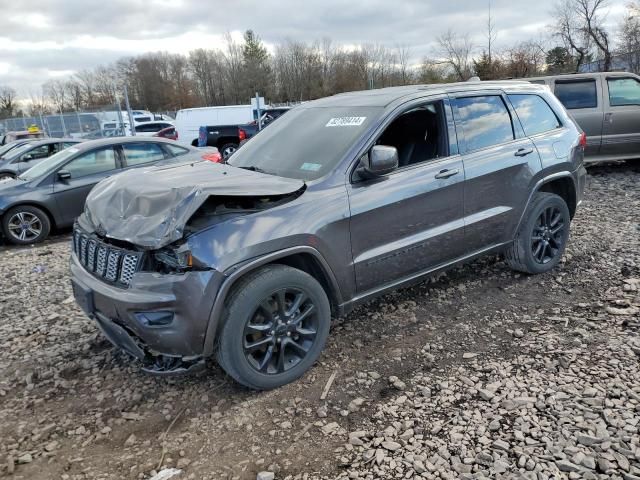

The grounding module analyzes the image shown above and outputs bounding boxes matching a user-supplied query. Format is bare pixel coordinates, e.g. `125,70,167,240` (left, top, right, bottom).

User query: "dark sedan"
0,138,82,180
0,137,208,245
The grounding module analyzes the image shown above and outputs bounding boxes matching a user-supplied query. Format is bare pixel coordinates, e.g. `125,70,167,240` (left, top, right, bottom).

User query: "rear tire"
216,265,331,390
220,143,239,160
2,205,51,245
505,192,570,274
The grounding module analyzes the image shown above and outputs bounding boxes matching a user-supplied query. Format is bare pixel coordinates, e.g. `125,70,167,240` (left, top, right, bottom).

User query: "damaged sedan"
71,81,586,389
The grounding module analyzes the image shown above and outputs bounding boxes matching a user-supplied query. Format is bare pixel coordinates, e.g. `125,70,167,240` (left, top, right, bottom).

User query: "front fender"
201,245,342,357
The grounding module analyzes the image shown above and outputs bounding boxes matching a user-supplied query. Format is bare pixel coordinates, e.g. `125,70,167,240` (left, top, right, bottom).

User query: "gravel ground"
0,162,638,480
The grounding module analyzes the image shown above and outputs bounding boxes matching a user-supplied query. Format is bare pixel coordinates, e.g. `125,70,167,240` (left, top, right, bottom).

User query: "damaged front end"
71,160,307,375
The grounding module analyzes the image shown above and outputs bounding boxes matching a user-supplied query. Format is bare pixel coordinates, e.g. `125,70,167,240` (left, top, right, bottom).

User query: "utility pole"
486,0,498,77
113,85,126,137
123,85,136,136
59,105,67,137
255,92,262,131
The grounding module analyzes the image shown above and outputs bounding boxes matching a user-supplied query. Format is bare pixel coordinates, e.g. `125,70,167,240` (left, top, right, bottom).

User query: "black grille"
73,227,142,287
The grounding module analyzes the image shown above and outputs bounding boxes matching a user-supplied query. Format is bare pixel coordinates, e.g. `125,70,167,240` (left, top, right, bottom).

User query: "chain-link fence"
0,105,176,140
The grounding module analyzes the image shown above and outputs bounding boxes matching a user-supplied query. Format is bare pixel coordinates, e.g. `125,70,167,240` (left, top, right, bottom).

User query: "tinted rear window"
454,95,514,152
554,80,597,109
509,94,561,136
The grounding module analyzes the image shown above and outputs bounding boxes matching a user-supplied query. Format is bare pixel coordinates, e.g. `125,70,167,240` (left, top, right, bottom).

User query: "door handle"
515,147,534,157
435,168,459,179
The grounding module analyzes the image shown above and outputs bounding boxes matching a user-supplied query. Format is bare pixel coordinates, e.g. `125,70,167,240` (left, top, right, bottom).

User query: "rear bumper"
70,251,224,359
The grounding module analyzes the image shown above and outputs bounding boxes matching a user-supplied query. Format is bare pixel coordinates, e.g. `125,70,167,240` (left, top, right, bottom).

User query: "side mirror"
22,154,33,162
361,145,399,178
58,170,71,180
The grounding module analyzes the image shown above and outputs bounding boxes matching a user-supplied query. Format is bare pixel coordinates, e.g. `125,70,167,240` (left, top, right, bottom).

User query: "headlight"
154,246,193,272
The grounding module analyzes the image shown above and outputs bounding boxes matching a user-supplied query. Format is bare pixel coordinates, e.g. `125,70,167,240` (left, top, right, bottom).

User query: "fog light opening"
135,311,174,327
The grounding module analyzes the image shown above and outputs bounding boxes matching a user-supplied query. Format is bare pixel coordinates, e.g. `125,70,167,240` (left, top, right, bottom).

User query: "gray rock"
256,472,275,480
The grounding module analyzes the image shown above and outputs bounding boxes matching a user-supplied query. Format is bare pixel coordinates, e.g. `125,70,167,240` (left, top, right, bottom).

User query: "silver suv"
71,81,587,389
528,72,640,163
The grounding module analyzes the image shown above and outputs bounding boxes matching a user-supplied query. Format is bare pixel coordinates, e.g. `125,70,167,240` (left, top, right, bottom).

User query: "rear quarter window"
508,94,561,136
554,80,597,109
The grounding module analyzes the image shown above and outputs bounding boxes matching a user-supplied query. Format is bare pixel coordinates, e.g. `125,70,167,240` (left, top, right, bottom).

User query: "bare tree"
396,44,412,84
552,0,590,72
576,0,612,71
0,86,17,118
437,29,475,80
618,1,640,73
552,0,612,72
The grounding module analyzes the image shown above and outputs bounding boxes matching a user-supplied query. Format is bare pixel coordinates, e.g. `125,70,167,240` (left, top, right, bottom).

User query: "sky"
0,0,630,98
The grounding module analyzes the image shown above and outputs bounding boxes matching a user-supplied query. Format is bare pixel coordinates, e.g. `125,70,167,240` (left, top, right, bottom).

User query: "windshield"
19,147,80,181
228,106,382,180
0,141,29,157
3,142,37,161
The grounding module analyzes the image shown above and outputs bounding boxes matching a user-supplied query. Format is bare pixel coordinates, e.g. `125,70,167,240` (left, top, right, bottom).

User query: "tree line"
1,0,639,119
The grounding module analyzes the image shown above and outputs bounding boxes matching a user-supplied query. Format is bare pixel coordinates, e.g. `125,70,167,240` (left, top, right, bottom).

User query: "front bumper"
70,251,224,361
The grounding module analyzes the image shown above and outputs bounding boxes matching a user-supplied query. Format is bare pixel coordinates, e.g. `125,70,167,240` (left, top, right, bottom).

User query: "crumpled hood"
77,160,305,249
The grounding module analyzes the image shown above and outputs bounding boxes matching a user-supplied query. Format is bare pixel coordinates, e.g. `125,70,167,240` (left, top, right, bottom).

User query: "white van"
175,105,256,146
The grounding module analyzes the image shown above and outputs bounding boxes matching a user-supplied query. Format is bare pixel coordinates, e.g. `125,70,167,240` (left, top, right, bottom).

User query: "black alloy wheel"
243,287,318,374
531,205,566,264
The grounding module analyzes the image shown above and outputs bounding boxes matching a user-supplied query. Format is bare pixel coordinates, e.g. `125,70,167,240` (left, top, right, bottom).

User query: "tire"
0,173,15,181
505,192,571,274
216,265,331,390
219,143,239,160
191,139,198,147
2,205,51,245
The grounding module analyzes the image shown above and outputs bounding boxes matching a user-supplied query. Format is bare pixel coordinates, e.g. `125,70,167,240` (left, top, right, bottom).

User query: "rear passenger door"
507,93,565,168
451,92,541,252
552,78,603,156
601,76,640,157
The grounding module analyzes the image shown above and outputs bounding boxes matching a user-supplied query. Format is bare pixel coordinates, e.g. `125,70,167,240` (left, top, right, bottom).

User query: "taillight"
238,128,246,141
579,132,587,149
175,130,178,140
202,151,222,163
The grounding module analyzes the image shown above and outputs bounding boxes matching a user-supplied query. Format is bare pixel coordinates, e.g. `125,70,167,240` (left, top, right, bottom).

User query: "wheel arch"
216,137,240,149
202,246,343,357
514,171,577,235
537,176,577,219
2,201,58,229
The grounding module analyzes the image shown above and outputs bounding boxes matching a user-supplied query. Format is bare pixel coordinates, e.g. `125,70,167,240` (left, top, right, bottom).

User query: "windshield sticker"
325,117,366,127
300,162,322,172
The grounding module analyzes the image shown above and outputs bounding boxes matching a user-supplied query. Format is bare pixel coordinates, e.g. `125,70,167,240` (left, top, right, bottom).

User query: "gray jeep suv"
70,81,586,389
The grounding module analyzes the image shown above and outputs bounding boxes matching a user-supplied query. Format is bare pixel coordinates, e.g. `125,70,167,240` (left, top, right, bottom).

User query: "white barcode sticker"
325,117,366,127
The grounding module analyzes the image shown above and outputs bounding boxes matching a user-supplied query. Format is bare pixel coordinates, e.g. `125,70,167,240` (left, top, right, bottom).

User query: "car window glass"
165,144,189,156
454,96,514,152
607,78,640,106
23,145,49,160
63,142,77,148
64,147,117,178
375,101,447,169
122,143,165,166
508,94,561,136
554,80,597,109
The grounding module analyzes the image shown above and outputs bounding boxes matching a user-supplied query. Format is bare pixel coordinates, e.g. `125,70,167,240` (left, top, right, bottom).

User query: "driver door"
52,146,122,225
347,98,466,293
